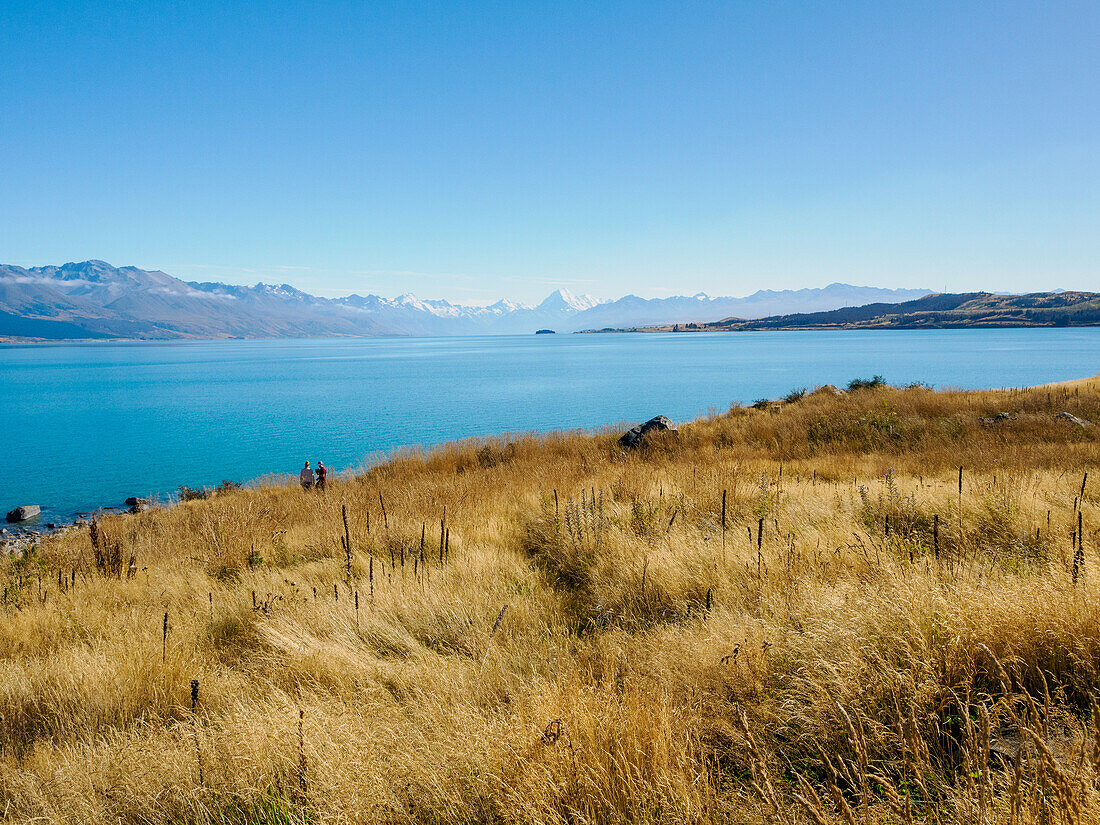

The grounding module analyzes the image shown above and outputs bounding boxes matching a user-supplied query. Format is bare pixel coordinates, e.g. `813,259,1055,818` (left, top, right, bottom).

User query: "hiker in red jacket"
315,461,327,492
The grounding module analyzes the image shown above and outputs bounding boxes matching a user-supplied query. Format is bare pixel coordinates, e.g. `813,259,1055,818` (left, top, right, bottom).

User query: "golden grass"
2,377,1099,824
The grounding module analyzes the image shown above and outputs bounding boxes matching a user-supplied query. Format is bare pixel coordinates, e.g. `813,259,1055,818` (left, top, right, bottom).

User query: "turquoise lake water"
1,329,1098,524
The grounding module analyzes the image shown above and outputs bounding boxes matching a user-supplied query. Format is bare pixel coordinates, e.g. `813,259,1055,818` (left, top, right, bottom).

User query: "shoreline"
5,370,1096,554
5,322,1100,346
580,321,1100,333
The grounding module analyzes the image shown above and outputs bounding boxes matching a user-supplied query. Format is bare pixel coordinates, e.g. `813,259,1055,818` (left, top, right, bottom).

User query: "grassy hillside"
599,291,1100,332
2,378,1100,824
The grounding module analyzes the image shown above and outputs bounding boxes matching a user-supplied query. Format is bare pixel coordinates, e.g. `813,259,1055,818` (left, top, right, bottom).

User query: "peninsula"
584,290,1100,332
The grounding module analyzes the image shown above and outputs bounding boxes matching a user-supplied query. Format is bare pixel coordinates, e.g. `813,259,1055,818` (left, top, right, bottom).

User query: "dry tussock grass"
2,378,1099,823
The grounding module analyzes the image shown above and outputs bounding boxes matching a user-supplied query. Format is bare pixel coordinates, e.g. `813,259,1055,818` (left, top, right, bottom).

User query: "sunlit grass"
2,377,1099,823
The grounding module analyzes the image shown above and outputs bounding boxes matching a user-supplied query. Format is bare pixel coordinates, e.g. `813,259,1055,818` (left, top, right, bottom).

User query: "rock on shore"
6,505,40,522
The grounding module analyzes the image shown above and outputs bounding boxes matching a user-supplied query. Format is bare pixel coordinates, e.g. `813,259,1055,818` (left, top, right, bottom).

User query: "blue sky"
1,1,1097,304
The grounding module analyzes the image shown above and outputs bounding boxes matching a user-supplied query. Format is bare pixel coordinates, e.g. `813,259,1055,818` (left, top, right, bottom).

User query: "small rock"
130,502,149,514
813,384,844,396
989,728,1077,769
6,505,41,523
1056,412,1091,428
980,412,1015,426
124,496,148,506
989,734,1024,767
618,415,678,449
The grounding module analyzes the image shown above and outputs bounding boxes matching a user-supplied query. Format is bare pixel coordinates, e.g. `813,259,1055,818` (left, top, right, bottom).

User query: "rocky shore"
1,475,299,555
0,498,155,555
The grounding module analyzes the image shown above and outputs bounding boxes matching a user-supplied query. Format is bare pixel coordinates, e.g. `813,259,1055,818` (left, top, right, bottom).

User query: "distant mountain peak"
254,282,311,299
537,288,601,312
488,298,531,312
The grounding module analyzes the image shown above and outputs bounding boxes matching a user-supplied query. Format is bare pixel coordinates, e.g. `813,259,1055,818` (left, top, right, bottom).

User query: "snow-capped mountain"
536,288,602,313
0,261,932,340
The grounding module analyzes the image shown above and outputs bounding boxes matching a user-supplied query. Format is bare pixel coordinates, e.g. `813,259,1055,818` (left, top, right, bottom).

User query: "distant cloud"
347,268,481,280
528,278,598,286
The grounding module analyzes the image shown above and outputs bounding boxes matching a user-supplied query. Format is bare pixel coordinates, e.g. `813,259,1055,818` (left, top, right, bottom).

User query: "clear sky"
1,1,1097,304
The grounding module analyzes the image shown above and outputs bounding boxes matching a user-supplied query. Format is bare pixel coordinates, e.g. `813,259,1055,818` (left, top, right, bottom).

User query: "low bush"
847,374,887,391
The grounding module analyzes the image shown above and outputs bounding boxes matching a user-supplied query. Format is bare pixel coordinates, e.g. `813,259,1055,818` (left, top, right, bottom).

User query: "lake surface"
1,329,1097,524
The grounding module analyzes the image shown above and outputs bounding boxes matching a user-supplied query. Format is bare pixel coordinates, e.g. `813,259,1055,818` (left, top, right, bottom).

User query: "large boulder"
618,416,677,449
6,505,41,522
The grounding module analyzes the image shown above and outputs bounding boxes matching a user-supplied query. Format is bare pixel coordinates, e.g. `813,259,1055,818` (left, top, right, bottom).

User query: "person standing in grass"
299,461,314,490
316,461,327,492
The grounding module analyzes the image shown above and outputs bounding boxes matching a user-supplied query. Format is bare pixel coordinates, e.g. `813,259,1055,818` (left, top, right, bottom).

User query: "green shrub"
782,387,807,403
178,486,209,502
847,375,886,391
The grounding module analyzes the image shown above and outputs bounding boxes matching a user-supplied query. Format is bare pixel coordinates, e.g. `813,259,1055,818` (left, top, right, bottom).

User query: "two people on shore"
299,460,327,492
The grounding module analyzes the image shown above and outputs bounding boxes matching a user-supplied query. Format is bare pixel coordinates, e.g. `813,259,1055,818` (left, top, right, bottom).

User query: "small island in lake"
534,328,556,334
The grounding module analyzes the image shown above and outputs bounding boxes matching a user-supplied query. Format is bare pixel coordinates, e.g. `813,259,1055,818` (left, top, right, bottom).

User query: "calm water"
2,329,1098,524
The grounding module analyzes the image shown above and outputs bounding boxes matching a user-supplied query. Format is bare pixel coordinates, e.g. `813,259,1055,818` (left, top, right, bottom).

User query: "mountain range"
602,291,1100,332
0,260,933,340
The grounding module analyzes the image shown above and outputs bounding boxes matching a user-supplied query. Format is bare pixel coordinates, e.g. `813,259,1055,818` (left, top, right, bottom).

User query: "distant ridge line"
0,260,934,340
582,291,1100,332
